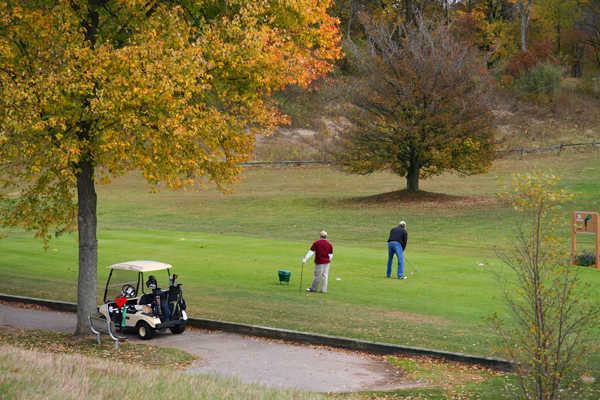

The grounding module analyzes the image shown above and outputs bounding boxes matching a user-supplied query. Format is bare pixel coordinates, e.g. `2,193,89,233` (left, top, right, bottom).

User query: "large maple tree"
336,18,494,192
0,0,341,334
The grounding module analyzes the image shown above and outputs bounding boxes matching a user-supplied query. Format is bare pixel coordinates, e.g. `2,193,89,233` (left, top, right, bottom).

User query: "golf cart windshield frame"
103,268,171,304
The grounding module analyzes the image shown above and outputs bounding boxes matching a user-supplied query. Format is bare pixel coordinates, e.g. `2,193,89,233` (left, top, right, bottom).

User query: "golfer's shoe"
398,276,408,280
306,288,316,292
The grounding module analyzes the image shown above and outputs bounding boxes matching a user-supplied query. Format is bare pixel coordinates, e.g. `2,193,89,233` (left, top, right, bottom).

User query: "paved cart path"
0,303,422,393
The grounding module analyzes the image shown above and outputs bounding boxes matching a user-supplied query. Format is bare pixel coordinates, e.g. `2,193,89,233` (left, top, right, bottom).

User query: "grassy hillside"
260,79,600,162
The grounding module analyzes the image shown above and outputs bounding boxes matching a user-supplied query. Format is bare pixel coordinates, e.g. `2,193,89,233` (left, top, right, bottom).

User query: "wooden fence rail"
242,140,599,166
0,141,597,170
495,140,599,157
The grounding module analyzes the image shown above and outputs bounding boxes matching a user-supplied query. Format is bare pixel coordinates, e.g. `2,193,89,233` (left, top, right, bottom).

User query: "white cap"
319,230,327,238
399,221,406,227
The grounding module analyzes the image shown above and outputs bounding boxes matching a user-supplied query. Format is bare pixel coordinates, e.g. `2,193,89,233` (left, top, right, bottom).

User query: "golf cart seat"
138,293,154,305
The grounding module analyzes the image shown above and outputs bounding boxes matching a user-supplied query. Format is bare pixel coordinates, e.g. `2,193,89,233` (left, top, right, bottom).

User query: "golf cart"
98,260,187,340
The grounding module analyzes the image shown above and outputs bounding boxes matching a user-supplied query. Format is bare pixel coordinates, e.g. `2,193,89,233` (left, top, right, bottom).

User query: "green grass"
0,228,509,352
1,152,600,397
332,359,511,400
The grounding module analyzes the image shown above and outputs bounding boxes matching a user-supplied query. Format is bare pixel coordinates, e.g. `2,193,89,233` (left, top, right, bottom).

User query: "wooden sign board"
573,212,598,234
571,211,600,268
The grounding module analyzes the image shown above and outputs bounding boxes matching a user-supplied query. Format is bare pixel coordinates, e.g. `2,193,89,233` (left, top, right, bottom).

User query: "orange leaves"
199,0,341,92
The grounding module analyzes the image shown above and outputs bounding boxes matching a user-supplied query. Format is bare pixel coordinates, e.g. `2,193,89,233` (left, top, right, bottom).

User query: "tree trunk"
346,0,355,39
444,0,450,24
72,2,100,336
572,42,584,77
518,0,531,52
556,22,561,55
404,0,414,25
485,0,496,23
74,158,97,336
406,159,420,192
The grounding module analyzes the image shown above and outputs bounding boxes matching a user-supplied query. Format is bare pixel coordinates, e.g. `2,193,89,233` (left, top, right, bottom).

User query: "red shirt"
310,239,333,265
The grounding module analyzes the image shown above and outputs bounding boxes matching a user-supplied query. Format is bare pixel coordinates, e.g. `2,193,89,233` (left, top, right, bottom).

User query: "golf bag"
168,281,186,319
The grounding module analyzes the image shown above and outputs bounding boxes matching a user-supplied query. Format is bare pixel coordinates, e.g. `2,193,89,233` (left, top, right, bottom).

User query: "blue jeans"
387,241,404,278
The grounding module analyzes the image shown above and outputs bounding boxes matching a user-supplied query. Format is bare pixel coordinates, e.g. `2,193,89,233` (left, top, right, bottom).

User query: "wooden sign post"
571,211,600,268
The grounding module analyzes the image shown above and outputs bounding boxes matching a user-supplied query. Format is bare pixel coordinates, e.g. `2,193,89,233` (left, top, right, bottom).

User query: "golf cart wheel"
170,324,186,335
136,321,155,340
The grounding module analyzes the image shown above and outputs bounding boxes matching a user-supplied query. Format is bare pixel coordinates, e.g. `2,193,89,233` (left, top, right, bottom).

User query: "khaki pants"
310,263,330,293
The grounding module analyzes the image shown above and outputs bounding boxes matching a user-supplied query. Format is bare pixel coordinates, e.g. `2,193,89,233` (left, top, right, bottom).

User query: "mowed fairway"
1,152,600,369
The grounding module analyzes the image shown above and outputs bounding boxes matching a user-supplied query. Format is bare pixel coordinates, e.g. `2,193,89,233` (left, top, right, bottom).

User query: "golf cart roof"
108,260,172,272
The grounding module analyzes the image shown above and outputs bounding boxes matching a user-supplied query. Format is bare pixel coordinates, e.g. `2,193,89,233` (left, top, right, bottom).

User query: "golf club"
299,261,305,293
404,255,419,274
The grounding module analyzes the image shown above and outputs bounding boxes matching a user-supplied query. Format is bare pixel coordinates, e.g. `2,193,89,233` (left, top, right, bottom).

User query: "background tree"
496,172,599,400
457,0,515,23
535,0,580,55
453,0,519,65
333,0,449,40
517,0,534,51
334,16,494,192
333,0,385,39
0,0,341,335
579,0,600,68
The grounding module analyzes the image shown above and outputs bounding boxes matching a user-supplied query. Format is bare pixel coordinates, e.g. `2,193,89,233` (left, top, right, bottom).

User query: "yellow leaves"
197,0,341,93
8,5,21,19
500,172,572,233
1,0,340,240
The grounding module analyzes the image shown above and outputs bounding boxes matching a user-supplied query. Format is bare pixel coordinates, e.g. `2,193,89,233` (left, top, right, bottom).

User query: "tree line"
334,0,600,75
282,1,600,192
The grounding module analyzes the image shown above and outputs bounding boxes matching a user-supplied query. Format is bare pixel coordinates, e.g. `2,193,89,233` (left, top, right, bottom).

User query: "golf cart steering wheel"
121,284,137,298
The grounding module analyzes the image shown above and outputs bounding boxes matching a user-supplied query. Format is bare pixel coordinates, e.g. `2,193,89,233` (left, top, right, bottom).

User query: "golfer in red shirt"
302,230,334,293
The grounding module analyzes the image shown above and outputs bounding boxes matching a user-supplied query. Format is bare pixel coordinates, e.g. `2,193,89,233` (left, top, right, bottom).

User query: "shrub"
505,50,539,77
496,173,598,400
514,63,562,97
576,76,600,99
575,250,597,267
505,41,556,77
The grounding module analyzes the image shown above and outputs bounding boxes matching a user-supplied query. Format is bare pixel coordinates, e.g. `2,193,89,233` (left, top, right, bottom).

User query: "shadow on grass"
344,190,496,209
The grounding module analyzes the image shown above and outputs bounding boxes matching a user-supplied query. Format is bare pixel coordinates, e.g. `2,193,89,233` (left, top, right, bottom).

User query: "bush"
575,250,597,267
576,76,600,99
505,50,540,78
504,41,556,77
514,63,562,97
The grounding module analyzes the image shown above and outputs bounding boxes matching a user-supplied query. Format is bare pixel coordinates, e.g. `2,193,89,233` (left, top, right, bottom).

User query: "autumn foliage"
497,173,598,400
505,40,558,77
335,17,495,192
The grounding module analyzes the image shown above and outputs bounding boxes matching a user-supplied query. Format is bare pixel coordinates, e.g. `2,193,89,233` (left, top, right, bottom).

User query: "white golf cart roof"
108,260,172,272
